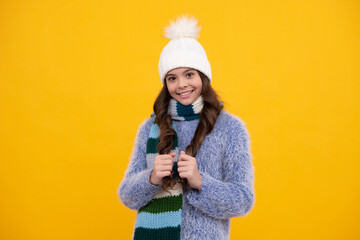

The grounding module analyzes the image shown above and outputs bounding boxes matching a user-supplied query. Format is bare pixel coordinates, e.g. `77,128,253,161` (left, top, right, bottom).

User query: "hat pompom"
162,14,201,40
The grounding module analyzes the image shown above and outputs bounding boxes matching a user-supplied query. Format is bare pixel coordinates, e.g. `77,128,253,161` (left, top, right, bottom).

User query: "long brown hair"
153,70,223,190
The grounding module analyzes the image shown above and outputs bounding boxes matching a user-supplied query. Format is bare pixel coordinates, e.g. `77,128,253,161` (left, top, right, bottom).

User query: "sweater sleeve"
117,117,161,210
186,115,255,219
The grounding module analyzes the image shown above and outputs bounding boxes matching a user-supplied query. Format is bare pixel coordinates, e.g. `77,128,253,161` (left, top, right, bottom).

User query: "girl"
118,14,255,240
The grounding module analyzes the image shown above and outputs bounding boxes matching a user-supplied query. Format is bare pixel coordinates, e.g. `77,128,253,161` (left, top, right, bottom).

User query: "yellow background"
1,0,359,239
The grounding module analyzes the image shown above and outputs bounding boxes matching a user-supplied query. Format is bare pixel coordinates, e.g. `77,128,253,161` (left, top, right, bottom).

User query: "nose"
178,77,188,88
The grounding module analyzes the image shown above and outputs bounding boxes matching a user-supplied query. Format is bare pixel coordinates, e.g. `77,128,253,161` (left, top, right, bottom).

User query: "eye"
167,77,175,81
186,72,194,77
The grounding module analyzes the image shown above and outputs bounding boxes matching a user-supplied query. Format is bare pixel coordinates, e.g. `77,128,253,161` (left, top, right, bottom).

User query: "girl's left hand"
177,151,202,190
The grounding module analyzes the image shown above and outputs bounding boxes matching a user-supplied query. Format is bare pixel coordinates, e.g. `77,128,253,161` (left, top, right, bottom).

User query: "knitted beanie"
158,14,212,85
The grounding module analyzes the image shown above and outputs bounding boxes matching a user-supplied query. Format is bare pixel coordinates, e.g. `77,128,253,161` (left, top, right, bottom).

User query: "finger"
178,164,195,173
177,166,188,172
170,153,176,163
155,171,172,179
157,155,175,162
179,172,189,179
177,161,188,167
178,151,186,162
178,153,193,162
157,159,173,166
157,165,173,172
158,154,174,160
154,159,171,167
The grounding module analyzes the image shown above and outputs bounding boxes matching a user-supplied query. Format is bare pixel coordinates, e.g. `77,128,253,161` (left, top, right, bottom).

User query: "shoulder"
216,110,250,136
216,110,252,153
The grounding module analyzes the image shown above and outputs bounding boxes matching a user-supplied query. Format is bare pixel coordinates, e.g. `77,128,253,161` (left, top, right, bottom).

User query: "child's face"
165,67,202,106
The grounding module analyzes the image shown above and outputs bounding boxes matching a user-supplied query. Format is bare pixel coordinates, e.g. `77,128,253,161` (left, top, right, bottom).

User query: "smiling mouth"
177,90,194,96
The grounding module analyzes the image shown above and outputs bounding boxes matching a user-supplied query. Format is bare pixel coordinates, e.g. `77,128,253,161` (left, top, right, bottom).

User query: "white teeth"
179,91,192,96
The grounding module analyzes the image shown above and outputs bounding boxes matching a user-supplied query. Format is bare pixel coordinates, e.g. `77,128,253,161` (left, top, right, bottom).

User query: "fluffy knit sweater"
118,110,255,239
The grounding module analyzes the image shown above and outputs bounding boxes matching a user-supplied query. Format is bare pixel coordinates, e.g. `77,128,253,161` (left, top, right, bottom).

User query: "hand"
149,152,176,185
177,151,202,190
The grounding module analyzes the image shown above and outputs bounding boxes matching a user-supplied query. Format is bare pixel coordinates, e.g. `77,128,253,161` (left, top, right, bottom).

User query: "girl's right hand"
149,152,176,185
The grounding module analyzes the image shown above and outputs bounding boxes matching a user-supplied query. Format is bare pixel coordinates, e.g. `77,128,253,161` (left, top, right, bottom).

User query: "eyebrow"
165,68,195,78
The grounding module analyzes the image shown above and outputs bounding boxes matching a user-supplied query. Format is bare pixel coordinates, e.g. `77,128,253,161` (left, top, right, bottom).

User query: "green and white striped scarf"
133,95,204,240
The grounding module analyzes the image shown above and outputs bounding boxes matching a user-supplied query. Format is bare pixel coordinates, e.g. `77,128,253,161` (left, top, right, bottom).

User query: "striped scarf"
133,95,204,240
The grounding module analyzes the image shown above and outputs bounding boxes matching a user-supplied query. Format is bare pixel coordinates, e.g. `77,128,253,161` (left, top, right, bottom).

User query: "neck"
168,95,204,121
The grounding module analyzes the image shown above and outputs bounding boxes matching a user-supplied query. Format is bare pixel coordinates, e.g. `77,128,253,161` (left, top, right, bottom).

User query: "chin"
177,98,195,105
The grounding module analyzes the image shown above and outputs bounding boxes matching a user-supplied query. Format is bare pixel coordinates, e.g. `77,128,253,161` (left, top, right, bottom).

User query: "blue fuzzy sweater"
118,110,255,239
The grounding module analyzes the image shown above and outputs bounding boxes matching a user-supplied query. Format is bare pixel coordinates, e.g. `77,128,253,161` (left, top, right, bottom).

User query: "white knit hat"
158,14,212,85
